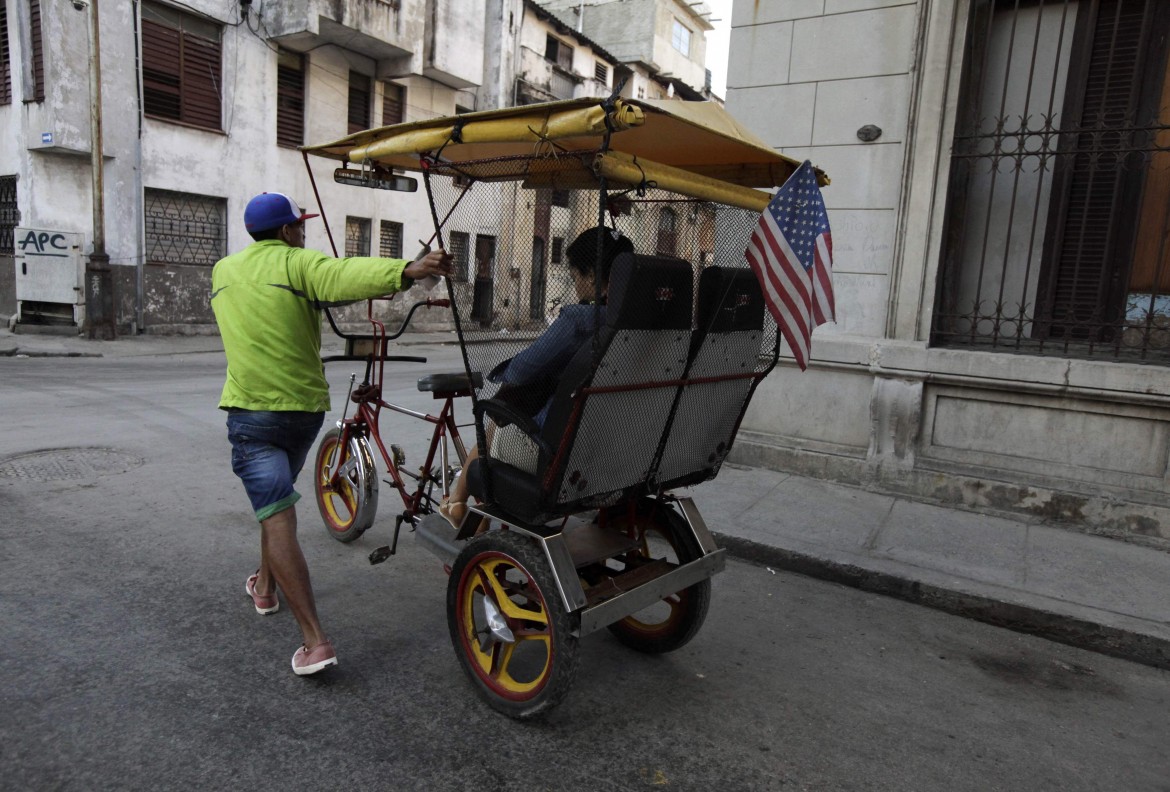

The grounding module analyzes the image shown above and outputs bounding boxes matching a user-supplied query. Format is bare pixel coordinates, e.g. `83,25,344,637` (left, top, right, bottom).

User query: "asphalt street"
2,345,1169,791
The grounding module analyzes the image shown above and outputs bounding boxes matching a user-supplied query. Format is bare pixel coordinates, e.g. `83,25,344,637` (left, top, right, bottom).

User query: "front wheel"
314,427,379,542
447,531,580,719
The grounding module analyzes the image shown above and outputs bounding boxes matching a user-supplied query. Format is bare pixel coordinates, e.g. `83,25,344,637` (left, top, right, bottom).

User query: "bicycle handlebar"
323,296,451,343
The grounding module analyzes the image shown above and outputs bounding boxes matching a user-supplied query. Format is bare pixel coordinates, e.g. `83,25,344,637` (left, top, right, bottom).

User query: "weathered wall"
727,0,1170,544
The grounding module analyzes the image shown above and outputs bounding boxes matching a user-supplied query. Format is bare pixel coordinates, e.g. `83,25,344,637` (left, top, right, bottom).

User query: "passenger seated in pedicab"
440,224,634,530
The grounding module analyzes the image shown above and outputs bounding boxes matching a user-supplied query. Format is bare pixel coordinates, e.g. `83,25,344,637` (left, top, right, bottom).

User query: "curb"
1,347,103,358
714,532,1170,672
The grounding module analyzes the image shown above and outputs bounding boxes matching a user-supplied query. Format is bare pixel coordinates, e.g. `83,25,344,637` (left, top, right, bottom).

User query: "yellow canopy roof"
302,98,828,211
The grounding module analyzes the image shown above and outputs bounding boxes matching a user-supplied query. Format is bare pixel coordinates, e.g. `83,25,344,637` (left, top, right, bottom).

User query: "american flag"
745,160,835,370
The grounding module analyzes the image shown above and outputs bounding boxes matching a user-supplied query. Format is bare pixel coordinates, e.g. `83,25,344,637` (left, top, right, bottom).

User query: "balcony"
264,0,417,65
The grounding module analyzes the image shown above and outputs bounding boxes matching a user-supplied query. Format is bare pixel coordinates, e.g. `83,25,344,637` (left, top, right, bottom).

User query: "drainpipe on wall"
133,0,145,334
80,0,115,340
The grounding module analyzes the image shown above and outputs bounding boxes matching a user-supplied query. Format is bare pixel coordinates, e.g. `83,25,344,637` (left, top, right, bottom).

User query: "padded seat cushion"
417,371,483,392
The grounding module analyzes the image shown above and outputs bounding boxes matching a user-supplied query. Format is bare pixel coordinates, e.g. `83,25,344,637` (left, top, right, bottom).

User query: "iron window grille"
449,231,471,282
276,50,304,148
935,0,1170,363
0,175,19,255
379,220,403,259
348,71,371,134
345,216,371,257
141,1,221,130
144,188,225,266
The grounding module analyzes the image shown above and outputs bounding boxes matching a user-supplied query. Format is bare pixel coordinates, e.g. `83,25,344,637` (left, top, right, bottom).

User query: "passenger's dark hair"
566,225,633,285
248,225,285,242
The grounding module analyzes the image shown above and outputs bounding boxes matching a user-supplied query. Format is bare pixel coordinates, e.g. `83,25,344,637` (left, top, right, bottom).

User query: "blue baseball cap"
243,192,320,233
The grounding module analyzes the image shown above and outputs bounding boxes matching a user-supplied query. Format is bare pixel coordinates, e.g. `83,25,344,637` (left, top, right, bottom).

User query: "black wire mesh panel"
424,154,779,519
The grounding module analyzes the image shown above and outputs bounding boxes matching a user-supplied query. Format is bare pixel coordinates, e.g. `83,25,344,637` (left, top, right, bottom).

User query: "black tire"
313,427,378,542
447,531,580,719
603,499,712,654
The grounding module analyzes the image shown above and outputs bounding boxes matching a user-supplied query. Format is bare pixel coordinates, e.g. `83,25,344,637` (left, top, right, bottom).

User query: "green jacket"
211,239,412,412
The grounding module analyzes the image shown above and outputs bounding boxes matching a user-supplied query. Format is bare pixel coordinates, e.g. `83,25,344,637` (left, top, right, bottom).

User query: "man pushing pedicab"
211,191,451,676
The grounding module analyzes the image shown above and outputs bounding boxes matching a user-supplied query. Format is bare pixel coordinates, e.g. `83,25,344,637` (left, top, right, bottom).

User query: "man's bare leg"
260,506,326,649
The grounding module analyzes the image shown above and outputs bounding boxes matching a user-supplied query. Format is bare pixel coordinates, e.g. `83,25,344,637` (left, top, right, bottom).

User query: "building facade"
0,0,484,333
726,0,1170,545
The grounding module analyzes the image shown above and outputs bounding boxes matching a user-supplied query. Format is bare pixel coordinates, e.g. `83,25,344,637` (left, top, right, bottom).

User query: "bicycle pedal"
368,545,394,565
390,444,406,467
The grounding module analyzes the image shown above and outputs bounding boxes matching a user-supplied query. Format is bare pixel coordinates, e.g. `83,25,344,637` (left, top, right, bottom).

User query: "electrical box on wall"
13,227,86,326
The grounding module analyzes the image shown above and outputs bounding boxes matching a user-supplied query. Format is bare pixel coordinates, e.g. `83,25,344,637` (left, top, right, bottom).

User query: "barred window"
382,83,404,126
276,50,304,148
449,231,470,282
1,3,11,105
935,0,1170,362
28,0,42,102
348,71,371,134
141,1,221,130
379,220,403,259
144,188,225,266
345,216,371,257
551,236,563,264
0,175,19,255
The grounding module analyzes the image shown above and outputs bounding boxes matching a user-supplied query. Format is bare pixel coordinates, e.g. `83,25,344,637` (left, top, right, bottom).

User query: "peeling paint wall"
0,0,484,332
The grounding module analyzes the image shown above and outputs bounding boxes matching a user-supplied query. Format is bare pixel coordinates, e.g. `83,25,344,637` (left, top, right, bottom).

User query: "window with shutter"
382,83,404,126
594,61,608,85
141,2,221,131
28,0,43,102
345,216,371,257
379,220,403,259
348,72,371,134
935,0,1170,362
0,4,11,105
276,50,304,148
657,207,677,255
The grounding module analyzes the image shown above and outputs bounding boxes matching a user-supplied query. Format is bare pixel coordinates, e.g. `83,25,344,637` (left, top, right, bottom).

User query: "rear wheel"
314,427,379,542
447,531,580,719
603,500,711,654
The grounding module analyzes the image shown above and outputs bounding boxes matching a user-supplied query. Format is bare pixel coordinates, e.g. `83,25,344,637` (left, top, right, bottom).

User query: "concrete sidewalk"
690,464,1170,670
5,325,1169,671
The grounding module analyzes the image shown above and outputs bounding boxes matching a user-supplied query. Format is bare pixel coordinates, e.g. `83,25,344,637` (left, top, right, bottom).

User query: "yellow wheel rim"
318,438,357,530
458,554,552,699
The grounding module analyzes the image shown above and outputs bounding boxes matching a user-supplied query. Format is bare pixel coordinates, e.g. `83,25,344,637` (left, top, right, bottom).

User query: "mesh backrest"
656,266,767,488
542,254,693,506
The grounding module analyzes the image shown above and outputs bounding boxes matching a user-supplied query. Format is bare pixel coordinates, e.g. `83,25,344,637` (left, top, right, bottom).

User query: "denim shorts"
226,410,325,522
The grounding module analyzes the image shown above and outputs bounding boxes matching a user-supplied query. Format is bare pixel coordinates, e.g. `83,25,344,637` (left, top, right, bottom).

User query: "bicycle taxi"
300,95,827,718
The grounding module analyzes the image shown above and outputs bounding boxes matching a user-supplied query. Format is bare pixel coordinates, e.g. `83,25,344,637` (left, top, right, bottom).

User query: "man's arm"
296,248,452,304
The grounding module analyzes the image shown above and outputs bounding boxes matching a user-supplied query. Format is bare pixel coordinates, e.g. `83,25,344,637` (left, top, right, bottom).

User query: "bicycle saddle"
417,372,483,392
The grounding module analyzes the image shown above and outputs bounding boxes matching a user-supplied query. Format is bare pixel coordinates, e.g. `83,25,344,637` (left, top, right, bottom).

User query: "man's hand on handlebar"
403,249,453,282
